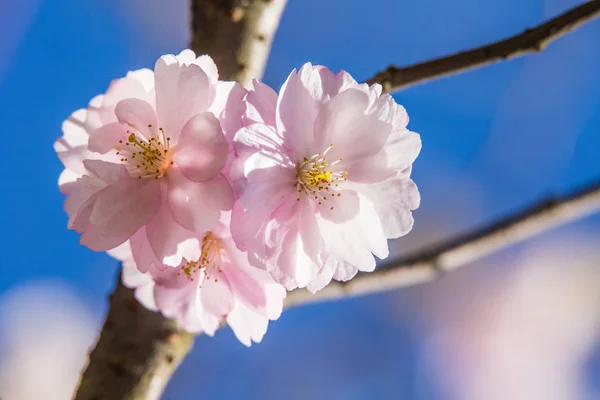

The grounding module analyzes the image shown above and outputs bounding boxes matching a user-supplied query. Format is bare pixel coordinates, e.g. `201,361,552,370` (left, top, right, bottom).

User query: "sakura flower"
55,50,245,266
111,213,286,346
231,64,421,291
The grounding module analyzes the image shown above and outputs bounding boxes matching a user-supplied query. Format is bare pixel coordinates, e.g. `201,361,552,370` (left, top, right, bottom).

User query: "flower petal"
221,239,267,310
317,189,359,223
172,112,229,182
154,55,212,139
200,273,234,317
244,80,278,126
318,194,388,272
385,130,422,171
362,177,420,238
56,109,92,176
114,98,158,141
129,227,167,273
276,63,323,158
166,167,233,233
88,122,129,154
89,176,160,227
226,299,268,347
313,88,390,161
144,199,202,267
264,197,322,289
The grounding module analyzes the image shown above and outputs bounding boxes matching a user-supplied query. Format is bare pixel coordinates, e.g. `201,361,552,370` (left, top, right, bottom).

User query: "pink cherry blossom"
55,50,245,266
231,64,421,291
111,213,286,346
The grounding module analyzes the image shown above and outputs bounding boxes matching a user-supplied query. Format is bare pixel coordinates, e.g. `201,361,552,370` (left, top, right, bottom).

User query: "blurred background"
1,0,599,399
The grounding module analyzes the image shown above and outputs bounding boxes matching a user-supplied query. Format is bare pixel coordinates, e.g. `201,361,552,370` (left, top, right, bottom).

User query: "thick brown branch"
190,0,288,87
285,179,600,308
367,0,600,92
74,271,193,400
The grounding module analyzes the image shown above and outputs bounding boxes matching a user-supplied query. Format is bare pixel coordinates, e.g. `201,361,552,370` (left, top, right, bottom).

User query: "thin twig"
367,0,600,92
285,179,600,308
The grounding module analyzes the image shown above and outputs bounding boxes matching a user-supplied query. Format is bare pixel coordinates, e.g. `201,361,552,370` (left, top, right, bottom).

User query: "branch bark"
190,0,288,87
285,179,600,308
74,273,193,400
367,0,600,93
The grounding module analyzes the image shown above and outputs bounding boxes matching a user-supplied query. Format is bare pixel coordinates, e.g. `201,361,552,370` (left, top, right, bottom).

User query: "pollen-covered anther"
295,144,347,204
114,126,173,179
179,232,224,285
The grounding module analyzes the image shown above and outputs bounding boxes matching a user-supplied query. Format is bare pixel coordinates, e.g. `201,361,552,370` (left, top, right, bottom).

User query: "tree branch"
190,0,288,87
74,273,194,400
367,0,600,93
285,179,600,308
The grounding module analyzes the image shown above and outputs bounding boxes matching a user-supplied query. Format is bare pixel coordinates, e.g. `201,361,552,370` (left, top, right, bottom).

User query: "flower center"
115,125,174,179
180,232,223,284
296,144,347,209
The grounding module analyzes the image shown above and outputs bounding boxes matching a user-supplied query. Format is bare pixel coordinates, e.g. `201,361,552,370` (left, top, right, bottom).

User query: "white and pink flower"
111,213,286,346
55,50,245,266
231,64,421,291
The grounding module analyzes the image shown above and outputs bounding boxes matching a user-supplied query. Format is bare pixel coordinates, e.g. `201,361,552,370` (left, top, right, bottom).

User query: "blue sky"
0,0,599,398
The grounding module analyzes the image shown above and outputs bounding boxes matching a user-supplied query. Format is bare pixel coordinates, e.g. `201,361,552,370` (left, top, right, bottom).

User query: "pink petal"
154,283,194,311
77,177,161,251
82,159,126,184
130,227,167,273
175,49,198,66
264,197,322,289
193,55,219,82
154,55,213,140
89,176,160,227
134,283,158,312
144,198,202,267
126,68,155,92
385,130,421,172
244,80,278,126
238,163,296,215
316,66,358,98
121,260,153,289
233,123,289,164
56,109,92,176
317,189,359,223
220,239,267,310
200,273,234,317
114,98,158,141
306,262,336,293
276,63,323,158
172,112,229,182
88,122,129,154
103,72,155,114
226,299,269,346
362,177,420,238
332,261,359,282
166,167,233,233
209,81,246,141
313,88,390,161
121,265,158,311
317,194,388,272
263,280,286,319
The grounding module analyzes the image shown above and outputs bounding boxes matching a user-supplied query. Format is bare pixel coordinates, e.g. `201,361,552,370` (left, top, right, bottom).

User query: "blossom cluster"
55,50,421,346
